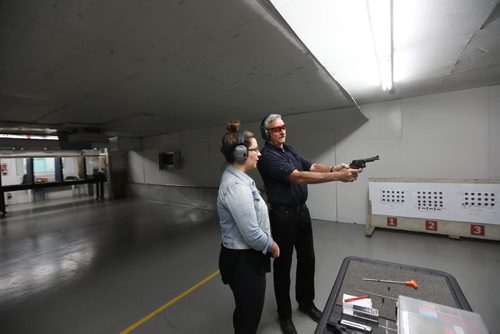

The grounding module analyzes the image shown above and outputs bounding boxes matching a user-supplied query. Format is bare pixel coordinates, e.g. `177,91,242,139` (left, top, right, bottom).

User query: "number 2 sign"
425,220,438,231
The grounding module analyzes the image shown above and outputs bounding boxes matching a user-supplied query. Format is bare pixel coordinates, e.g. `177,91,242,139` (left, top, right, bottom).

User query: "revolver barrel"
364,155,380,162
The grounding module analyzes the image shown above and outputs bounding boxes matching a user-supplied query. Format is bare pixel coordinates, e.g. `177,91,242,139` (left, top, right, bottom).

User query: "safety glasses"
268,125,286,133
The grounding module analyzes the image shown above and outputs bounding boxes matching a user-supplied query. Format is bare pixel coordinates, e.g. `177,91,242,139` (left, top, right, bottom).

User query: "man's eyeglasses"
248,148,260,153
268,125,286,133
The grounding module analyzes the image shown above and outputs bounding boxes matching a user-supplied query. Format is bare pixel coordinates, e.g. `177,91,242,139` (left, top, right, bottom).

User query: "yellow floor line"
120,270,220,334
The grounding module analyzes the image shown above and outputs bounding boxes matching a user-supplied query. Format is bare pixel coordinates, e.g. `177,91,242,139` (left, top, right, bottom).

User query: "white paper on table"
342,293,373,308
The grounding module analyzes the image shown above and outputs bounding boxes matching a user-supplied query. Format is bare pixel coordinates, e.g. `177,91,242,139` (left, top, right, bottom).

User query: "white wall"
333,100,403,224
489,86,500,179
129,85,500,223
130,128,225,187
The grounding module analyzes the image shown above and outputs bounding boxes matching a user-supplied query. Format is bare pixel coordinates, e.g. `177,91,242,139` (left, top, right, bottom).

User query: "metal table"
315,257,471,333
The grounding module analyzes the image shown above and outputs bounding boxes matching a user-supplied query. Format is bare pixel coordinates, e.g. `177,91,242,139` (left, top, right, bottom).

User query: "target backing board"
369,179,500,225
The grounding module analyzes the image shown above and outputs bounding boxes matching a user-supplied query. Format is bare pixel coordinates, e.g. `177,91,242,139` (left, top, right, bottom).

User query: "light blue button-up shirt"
217,165,273,254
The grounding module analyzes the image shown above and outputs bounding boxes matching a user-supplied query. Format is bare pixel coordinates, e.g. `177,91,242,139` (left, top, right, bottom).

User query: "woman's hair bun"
226,120,241,133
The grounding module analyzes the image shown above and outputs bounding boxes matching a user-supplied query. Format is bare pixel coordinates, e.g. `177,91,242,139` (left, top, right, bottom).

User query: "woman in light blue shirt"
218,121,280,334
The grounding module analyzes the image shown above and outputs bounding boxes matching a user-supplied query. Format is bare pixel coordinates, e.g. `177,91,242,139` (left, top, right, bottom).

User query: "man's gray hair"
264,114,282,129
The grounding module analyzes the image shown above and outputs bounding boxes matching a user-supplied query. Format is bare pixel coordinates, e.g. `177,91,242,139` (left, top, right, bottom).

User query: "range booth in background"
0,151,108,217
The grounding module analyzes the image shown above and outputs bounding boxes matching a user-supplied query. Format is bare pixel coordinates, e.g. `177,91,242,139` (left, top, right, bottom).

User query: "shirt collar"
265,141,287,153
226,165,255,185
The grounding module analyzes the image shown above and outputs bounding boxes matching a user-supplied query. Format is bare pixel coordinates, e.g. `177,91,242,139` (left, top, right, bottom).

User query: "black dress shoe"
279,317,298,334
298,304,323,322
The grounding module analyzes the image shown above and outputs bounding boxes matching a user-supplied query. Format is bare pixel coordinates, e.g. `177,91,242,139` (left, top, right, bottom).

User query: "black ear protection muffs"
260,114,271,141
233,128,248,163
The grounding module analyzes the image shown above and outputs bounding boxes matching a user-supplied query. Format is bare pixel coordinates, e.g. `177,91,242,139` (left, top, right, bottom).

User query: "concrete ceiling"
1,0,499,139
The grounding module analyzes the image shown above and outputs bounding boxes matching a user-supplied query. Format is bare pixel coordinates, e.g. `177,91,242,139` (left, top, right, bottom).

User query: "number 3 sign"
470,224,485,236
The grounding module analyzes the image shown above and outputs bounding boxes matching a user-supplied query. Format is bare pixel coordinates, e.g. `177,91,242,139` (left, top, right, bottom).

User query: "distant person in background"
21,174,30,185
96,169,106,199
257,114,361,334
93,168,106,200
217,120,280,334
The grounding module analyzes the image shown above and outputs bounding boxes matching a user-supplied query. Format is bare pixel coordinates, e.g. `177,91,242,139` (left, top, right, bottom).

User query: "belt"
270,203,307,213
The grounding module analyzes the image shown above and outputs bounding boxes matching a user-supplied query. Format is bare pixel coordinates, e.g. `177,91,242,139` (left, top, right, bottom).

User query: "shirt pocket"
252,189,262,214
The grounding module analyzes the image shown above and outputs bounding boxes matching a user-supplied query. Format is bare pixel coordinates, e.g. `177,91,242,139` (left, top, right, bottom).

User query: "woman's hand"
271,241,280,258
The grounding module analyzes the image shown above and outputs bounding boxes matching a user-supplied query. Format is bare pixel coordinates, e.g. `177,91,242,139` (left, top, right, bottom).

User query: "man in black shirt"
257,114,361,334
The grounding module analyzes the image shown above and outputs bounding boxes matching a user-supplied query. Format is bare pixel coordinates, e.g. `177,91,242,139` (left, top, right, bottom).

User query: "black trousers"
270,206,315,319
219,246,269,334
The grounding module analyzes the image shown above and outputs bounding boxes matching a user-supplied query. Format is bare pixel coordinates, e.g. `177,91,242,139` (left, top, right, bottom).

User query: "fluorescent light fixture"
366,0,393,91
269,0,381,92
269,0,397,95
0,134,59,140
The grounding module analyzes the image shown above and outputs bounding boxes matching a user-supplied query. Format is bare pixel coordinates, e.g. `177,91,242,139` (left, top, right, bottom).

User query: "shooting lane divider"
120,270,220,334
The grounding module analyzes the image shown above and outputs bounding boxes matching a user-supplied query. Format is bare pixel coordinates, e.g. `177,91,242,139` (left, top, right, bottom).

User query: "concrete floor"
0,198,499,333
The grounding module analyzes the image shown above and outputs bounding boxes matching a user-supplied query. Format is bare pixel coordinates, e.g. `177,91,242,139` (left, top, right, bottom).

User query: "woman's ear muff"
233,128,248,163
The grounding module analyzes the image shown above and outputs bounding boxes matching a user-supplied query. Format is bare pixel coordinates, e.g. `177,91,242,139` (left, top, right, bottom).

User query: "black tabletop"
315,257,471,334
